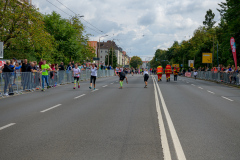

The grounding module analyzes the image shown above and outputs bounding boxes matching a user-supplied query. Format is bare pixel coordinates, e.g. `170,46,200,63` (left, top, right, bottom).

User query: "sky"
33,0,224,61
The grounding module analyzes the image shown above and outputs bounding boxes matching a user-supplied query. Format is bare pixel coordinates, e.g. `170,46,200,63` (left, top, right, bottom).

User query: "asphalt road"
0,74,240,160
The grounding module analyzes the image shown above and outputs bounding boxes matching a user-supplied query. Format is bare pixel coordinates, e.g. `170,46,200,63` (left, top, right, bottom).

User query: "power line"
45,0,102,35
55,0,106,35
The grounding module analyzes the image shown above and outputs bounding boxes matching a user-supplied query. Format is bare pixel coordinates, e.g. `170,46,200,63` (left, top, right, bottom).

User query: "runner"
89,63,98,90
142,68,144,75
131,67,134,76
72,64,81,89
116,67,119,76
41,60,51,91
118,70,128,89
143,68,149,88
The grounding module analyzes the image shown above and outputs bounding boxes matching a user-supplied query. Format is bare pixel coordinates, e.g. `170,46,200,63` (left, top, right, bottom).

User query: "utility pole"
108,49,109,66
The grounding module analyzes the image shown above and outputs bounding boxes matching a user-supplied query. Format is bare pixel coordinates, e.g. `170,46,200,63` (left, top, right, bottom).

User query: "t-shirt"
194,72,198,76
144,71,149,75
73,68,80,77
59,64,65,71
22,63,29,72
91,67,97,76
78,66,82,70
41,64,50,75
26,65,33,72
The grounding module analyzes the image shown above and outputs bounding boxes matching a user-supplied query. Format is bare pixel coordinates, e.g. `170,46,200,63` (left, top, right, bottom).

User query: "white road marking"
41,104,62,113
102,85,108,87
91,89,99,92
191,84,195,86
207,90,215,94
198,87,203,89
74,94,86,99
0,123,16,131
152,77,171,160
222,96,234,102
154,76,187,160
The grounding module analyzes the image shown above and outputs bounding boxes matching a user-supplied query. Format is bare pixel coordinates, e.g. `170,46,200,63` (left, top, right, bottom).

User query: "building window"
105,51,107,53
101,56,102,58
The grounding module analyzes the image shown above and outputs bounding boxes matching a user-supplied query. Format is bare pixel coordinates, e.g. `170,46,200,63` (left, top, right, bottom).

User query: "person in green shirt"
41,60,51,91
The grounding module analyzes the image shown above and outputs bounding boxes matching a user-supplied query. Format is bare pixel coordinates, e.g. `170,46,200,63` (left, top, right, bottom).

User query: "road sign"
0,42,3,59
202,53,212,63
93,57,100,61
188,60,194,67
172,64,179,67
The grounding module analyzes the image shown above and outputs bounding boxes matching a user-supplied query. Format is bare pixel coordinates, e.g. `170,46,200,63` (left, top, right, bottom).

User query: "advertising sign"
172,64,179,68
230,37,237,70
188,60,194,67
202,53,212,63
0,61,6,67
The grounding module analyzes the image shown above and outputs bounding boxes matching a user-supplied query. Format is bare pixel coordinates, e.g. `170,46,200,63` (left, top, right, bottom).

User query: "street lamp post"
98,35,108,67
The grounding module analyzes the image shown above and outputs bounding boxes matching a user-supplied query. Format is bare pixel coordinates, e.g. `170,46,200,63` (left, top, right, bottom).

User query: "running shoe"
41,89,45,92
78,85,80,88
73,87,75,89
89,86,91,89
94,88,95,90
47,86,51,89
3,93,9,96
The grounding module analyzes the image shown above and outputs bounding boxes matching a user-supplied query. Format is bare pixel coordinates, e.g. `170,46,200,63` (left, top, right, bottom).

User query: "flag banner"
230,37,237,70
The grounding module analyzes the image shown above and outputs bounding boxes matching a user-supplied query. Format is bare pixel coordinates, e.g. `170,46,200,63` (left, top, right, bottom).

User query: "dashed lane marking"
74,94,86,99
191,84,195,86
91,89,99,92
0,123,16,131
222,96,234,102
207,90,215,94
198,87,203,89
40,104,62,113
102,85,108,87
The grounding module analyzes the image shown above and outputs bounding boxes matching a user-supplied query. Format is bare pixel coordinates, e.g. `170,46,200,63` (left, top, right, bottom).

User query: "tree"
130,56,142,68
105,48,117,68
203,9,216,30
0,0,55,61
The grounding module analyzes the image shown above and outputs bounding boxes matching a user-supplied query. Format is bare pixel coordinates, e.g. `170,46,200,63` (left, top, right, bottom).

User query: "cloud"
33,0,223,60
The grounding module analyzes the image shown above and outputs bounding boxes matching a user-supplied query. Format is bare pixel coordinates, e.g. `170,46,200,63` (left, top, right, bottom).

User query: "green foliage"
130,56,142,68
0,2,94,64
0,0,55,61
151,2,239,69
203,9,216,30
105,48,117,68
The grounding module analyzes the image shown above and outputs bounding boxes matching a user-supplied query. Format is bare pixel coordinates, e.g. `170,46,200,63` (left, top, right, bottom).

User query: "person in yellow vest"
173,65,178,81
156,64,163,81
165,64,172,82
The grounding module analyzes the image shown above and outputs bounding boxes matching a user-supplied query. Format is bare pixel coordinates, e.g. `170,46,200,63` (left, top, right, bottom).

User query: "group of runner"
71,64,150,90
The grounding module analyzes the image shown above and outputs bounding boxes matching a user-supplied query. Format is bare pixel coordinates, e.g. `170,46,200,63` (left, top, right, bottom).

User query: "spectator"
71,61,75,68
2,60,15,96
39,59,43,69
58,62,64,85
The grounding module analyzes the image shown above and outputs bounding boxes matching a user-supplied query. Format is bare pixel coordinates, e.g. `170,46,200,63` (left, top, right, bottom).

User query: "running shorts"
144,74,149,81
74,77,79,81
90,76,96,84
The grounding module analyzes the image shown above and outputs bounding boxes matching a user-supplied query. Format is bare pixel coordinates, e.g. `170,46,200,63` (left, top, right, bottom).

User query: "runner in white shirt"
143,68,149,88
89,63,98,90
72,64,81,89
116,67,119,76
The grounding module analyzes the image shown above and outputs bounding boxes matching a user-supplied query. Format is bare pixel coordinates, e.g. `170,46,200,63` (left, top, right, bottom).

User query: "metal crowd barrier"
0,70,114,97
189,71,240,85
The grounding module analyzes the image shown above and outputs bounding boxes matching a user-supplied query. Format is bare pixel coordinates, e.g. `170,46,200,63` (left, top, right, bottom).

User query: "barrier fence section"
186,71,240,85
0,70,114,97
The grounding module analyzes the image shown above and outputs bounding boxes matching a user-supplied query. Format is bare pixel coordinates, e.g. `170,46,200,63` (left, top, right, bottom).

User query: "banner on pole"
230,37,237,70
